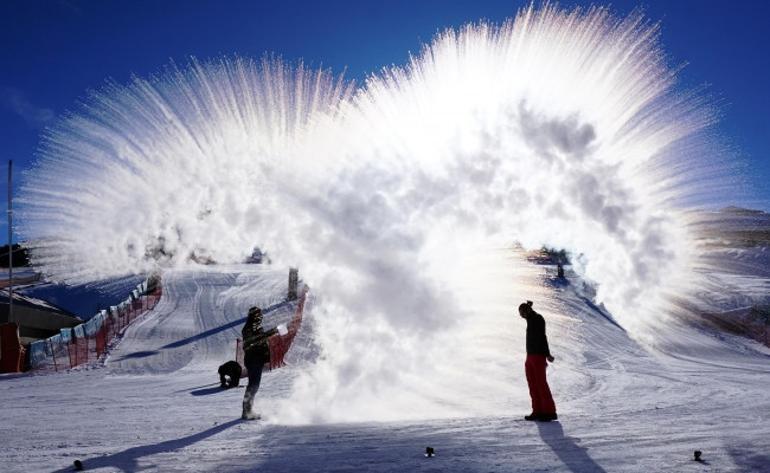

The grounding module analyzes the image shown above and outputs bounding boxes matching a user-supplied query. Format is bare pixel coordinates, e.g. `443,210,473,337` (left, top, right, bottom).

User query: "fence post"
72,334,78,368
49,339,57,372
288,268,298,301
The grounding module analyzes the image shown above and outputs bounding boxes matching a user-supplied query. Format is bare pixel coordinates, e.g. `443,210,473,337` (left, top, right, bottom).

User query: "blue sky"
1,0,768,242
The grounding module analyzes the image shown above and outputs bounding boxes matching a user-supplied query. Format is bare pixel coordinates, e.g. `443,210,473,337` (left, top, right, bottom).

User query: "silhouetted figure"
240,306,278,420
218,360,242,389
557,264,565,279
519,300,557,421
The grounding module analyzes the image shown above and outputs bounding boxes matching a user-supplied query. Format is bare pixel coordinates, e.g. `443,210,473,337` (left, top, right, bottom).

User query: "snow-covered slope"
2,264,769,472
107,266,290,376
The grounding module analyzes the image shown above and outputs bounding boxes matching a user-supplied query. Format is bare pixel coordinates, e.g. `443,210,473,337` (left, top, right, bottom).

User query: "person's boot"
540,413,558,421
524,413,540,421
242,397,259,420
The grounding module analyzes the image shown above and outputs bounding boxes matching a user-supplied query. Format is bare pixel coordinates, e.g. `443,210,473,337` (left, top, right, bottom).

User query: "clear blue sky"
1,0,768,243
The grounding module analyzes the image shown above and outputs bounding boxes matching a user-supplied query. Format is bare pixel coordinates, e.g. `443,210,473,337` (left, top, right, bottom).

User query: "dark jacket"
242,317,278,362
218,360,242,379
526,310,551,357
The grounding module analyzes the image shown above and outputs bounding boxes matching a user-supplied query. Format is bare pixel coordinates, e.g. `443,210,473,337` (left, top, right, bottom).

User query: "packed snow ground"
2,265,770,472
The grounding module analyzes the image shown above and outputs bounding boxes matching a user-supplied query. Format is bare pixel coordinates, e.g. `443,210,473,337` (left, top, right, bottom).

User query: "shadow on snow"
536,421,607,473
49,419,241,473
113,300,291,361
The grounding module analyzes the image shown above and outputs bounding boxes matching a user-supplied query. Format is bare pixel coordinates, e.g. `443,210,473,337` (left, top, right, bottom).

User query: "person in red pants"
519,300,557,421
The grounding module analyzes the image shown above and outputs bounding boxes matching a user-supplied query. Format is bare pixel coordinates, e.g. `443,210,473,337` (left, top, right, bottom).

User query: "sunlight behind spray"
18,5,739,422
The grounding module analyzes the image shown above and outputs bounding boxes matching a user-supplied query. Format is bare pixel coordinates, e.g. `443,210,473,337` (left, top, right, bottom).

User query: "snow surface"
2,264,770,472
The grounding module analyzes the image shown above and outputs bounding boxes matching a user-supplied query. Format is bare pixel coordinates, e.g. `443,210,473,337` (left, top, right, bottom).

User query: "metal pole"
7,160,12,324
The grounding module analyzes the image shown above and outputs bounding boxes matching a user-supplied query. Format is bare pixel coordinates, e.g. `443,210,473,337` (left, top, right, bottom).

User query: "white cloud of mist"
18,5,737,422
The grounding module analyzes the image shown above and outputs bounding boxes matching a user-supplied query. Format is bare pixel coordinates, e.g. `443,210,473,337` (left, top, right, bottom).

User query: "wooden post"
288,268,298,301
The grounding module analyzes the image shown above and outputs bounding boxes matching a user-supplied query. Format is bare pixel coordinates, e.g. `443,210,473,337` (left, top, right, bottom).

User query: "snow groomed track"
106,266,292,376
2,263,769,472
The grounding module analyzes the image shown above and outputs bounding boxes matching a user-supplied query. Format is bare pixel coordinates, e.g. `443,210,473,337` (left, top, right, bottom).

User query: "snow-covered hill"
2,264,769,472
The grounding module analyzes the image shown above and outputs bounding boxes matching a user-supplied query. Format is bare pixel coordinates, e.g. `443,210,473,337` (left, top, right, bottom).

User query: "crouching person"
218,360,242,389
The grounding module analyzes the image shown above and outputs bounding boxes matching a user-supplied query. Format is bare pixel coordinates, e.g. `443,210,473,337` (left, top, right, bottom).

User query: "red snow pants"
525,354,556,415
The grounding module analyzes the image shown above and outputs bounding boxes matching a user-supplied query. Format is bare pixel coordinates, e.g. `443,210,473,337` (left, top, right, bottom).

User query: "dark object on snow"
525,412,558,421
73,459,84,471
425,447,435,457
218,360,242,388
557,264,564,279
694,450,703,462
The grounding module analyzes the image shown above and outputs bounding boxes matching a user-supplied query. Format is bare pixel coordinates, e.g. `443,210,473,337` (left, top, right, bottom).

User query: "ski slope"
107,267,291,376
2,264,770,472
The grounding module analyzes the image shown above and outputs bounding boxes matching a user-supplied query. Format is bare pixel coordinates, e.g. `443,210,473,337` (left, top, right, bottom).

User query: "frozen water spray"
19,5,742,422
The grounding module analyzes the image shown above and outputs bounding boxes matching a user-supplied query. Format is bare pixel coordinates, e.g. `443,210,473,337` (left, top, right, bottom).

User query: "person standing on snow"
519,300,558,421
241,306,279,420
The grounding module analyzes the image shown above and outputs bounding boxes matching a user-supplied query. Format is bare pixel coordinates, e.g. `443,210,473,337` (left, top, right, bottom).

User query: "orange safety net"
28,283,163,373
268,287,308,370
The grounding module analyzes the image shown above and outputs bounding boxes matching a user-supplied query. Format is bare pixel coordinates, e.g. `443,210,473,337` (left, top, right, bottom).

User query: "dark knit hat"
518,300,534,314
